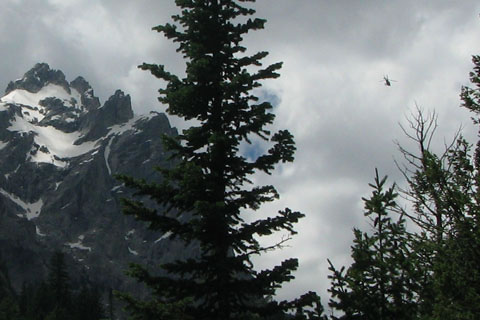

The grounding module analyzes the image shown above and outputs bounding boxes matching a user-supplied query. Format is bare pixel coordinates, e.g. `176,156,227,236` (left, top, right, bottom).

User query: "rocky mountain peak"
0,64,135,139
6,63,70,95
103,89,134,124
70,76,91,94
70,76,100,111
0,64,184,304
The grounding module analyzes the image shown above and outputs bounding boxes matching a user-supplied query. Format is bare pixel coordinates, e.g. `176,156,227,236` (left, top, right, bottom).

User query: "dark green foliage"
0,259,21,320
0,297,20,320
44,307,69,320
328,171,422,320
47,251,71,313
0,259,16,307
118,0,322,319
72,284,104,320
26,282,51,320
107,288,114,320
118,290,192,320
12,252,105,320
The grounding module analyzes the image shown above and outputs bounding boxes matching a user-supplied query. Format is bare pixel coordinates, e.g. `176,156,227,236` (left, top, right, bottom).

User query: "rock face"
5,63,71,95
0,63,188,296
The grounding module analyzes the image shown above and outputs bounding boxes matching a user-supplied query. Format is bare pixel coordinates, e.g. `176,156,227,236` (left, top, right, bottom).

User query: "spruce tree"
47,251,71,313
73,285,104,320
328,171,422,320
29,281,52,320
118,0,322,319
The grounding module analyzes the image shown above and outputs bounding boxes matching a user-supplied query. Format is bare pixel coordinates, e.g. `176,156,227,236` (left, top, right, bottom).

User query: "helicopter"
381,75,397,86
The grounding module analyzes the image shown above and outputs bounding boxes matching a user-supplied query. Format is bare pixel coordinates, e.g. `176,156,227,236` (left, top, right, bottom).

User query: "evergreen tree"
18,283,29,318
0,296,20,320
118,0,322,319
29,281,52,320
328,171,422,319
0,259,15,302
72,284,104,320
107,287,114,320
44,306,69,320
46,251,71,314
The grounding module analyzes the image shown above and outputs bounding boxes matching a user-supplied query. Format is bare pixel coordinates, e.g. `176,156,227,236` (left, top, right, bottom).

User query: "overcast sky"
2,0,480,311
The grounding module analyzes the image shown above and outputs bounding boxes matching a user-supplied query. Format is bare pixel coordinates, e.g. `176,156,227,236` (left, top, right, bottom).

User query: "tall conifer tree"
119,1,322,319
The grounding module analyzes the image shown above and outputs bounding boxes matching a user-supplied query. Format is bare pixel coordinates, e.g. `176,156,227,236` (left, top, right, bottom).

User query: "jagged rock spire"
6,63,70,94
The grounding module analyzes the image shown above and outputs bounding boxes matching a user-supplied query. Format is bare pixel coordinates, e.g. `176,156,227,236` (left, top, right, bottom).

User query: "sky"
2,0,480,311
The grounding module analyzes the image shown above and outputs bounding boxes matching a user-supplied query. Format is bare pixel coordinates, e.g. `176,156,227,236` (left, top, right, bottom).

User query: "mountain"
0,63,190,297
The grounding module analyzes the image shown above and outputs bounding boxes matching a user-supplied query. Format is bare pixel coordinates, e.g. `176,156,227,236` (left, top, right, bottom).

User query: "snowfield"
0,84,83,112
0,85,99,167
0,188,43,220
7,115,100,167
0,87,157,170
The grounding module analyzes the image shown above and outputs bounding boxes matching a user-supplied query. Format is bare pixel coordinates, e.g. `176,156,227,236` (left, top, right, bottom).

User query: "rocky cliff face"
0,63,188,294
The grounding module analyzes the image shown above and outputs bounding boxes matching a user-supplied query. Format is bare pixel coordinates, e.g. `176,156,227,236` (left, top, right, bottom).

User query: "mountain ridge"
0,63,189,298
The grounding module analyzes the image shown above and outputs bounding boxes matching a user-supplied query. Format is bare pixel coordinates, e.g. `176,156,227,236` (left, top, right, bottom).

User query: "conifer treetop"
119,1,324,319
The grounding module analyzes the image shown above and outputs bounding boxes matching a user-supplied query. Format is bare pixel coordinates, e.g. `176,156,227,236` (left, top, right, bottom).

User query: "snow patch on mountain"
155,231,173,243
35,226,46,237
125,229,135,240
66,235,92,251
103,115,148,174
108,115,141,136
29,146,68,168
8,115,100,167
0,141,8,151
20,107,45,123
0,189,43,220
128,247,139,256
25,199,43,220
104,136,114,175
0,84,83,112
106,112,159,137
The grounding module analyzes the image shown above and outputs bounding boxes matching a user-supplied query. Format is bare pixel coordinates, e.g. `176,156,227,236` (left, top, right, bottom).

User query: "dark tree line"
0,251,104,320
